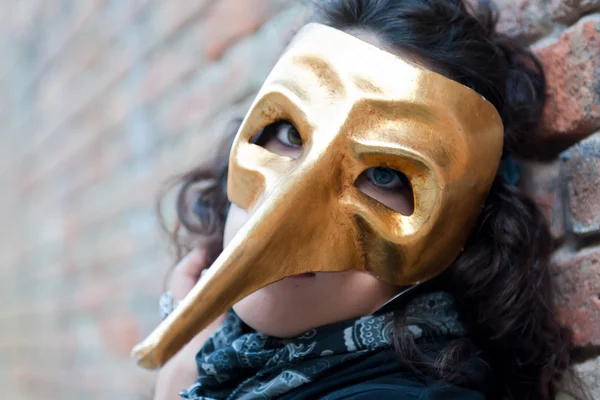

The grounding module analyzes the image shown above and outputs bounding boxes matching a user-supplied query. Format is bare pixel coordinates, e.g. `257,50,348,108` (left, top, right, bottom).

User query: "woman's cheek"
223,204,251,248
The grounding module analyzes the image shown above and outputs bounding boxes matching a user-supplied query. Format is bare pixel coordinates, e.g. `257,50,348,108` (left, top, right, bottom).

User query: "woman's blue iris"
372,167,395,185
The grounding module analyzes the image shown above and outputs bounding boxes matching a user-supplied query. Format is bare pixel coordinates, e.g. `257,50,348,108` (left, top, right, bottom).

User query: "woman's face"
224,119,415,337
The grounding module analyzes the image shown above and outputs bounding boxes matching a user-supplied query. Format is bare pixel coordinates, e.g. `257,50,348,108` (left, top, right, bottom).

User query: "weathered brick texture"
507,0,600,395
561,132,600,235
0,1,598,399
554,248,600,348
535,16,600,142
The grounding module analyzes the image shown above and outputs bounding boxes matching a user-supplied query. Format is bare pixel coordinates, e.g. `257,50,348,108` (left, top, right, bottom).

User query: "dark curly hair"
160,1,588,399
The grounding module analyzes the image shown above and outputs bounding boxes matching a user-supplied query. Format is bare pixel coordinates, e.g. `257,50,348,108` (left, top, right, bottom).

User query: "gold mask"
132,23,503,369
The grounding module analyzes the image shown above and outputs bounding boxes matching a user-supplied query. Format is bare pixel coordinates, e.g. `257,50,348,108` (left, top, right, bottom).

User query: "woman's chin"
231,270,399,337
232,278,323,338
232,302,316,338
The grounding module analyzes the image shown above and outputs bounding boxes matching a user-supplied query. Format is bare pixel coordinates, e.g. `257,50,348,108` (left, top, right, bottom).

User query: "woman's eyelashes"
256,121,302,159
366,167,405,190
355,167,414,215
275,122,302,147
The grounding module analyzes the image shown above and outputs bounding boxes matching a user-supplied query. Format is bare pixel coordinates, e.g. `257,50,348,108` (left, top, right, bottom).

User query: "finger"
173,248,208,281
169,248,208,300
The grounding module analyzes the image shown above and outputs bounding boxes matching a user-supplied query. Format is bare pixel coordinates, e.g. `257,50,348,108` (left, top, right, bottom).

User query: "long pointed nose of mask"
131,169,355,369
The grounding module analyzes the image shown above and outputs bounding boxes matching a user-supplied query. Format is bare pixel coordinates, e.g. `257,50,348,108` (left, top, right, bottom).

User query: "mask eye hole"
354,167,414,215
252,121,303,159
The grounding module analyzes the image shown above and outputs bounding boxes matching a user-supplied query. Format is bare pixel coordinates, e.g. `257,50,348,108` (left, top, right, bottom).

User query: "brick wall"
500,2,600,395
0,1,597,399
0,1,307,399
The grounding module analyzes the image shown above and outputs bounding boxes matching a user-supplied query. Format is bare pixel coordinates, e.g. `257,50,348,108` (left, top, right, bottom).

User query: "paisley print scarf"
180,291,465,400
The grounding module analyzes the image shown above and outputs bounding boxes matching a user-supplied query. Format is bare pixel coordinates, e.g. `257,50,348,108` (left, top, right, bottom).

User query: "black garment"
281,346,487,400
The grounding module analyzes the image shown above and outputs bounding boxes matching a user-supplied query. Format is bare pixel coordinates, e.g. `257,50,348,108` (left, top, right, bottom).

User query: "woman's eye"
355,167,414,215
254,121,303,159
366,167,405,189
276,123,302,147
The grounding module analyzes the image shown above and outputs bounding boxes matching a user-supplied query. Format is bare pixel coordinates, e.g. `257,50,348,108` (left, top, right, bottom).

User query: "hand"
153,248,227,400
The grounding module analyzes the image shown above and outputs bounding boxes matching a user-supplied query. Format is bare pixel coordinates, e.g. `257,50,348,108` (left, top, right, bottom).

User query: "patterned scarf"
180,291,465,400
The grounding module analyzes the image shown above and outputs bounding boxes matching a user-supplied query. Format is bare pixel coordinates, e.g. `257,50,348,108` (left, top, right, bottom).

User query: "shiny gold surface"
132,23,504,369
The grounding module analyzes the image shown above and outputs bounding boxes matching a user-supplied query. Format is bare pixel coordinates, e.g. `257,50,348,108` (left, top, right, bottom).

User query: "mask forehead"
246,22,502,185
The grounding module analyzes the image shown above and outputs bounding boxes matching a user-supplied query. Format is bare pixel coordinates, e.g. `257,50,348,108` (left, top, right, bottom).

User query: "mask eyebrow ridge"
270,79,312,102
291,54,347,98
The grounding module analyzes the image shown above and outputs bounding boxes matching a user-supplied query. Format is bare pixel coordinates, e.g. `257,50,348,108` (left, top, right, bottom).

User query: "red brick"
9,1,44,37
200,0,288,61
549,0,600,24
61,29,112,86
156,94,254,180
18,125,100,202
560,131,600,235
553,248,600,347
79,86,129,140
139,35,200,103
70,1,106,36
491,0,554,43
534,17,600,142
98,312,142,357
22,63,134,177
36,63,73,123
158,59,250,135
59,40,132,136
61,164,162,240
96,0,154,41
153,0,211,39
31,0,107,90
74,277,126,313
159,5,307,136
12,368,73,400
490,0,600,42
